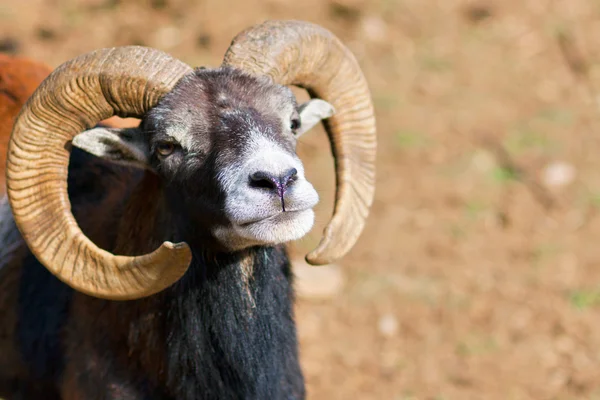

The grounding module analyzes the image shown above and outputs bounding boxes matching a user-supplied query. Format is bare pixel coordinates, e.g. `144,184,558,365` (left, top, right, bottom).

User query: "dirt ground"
5,0,600,398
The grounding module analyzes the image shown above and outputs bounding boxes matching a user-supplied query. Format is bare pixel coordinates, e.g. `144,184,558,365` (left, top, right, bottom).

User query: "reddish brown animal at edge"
0,53,140,193
0,54,51,192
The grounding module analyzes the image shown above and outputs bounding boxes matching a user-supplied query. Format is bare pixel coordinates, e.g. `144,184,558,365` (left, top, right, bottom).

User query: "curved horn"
6,47,193,300
223,20,377,265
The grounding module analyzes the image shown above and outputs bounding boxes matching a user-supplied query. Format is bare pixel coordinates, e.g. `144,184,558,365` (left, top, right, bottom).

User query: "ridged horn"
223,20,376,265
6,46,193,300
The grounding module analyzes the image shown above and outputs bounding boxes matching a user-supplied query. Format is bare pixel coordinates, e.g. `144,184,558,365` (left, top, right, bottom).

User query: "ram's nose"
249,168,298,198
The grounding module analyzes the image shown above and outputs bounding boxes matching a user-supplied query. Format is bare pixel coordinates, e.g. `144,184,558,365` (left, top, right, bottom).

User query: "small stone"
153,26,182,50
360,16,387,43
471,149,496,173
293,259,344,300
378,313,399,338
542,161,576,188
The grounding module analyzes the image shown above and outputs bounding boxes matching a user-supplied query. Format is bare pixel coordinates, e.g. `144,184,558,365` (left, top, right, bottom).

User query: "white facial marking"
214,134,319,249
164,113,195,151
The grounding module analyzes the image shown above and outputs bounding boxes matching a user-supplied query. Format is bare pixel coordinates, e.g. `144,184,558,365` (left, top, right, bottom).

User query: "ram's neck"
55,154,304,398
111,172,176,256
162,246,304,400
108,174,304,399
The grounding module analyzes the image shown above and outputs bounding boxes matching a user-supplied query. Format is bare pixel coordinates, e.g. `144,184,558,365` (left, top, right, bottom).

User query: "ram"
0,53,51,192
0,20,376,399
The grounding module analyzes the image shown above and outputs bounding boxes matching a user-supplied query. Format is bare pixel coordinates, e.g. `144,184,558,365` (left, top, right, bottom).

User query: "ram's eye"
290,118,301,132
156,142,175,157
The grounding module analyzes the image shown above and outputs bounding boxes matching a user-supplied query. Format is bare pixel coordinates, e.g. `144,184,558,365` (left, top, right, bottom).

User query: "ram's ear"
72,127,150,170
296,99,335,137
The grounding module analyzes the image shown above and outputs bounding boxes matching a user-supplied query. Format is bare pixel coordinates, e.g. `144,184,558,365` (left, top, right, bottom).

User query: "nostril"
282,168,298,187
249,168,299,197
249,171,278,190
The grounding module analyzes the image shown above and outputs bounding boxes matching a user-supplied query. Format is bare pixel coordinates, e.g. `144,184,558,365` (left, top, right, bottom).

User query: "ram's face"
73,67,335,249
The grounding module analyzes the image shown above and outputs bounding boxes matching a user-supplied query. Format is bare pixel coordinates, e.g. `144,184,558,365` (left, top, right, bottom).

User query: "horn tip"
305,251,335,266
162,241,193,265
163,240,189,250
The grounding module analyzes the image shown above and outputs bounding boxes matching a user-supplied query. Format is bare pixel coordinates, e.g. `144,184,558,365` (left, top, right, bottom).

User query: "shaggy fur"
0,66,322,399
1,147,305,399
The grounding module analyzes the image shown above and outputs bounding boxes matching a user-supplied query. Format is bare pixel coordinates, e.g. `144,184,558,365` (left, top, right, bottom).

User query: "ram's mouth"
238,209,312,227
233,208,316,245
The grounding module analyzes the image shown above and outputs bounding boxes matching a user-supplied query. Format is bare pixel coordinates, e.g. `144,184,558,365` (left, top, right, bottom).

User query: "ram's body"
0,153,302,399
0,64,304,400
0,21,376,400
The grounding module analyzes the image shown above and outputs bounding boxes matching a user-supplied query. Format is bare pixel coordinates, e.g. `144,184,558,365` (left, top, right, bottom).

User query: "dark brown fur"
0,64,306,399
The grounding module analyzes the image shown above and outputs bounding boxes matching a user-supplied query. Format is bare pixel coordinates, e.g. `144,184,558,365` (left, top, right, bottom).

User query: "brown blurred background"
3,0,600,398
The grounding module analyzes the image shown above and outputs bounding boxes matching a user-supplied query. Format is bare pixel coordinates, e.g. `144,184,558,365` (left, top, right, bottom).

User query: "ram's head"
7,20,376,300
